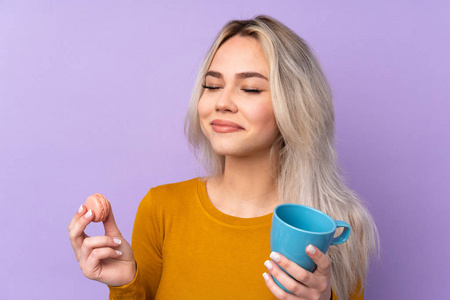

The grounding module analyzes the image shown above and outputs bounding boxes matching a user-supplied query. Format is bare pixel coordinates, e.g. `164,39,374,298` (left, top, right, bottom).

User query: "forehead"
208,35,269,77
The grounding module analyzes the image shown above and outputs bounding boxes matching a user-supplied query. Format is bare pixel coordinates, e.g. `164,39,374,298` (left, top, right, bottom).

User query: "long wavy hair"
185,15,379,299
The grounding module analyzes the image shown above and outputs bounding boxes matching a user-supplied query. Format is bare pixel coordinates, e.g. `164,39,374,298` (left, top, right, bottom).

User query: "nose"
215,88,237,113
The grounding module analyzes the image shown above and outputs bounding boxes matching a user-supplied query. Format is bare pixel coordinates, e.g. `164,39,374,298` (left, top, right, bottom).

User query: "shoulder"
138,177,202,212
150,177,201,197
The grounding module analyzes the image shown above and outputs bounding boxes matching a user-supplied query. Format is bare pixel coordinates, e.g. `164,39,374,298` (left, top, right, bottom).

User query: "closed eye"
242,89,262,94
201,84,221,90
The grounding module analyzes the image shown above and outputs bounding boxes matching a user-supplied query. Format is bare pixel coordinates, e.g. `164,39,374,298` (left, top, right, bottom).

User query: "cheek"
197,97,210,134
247,103,277,130
197,96,210,120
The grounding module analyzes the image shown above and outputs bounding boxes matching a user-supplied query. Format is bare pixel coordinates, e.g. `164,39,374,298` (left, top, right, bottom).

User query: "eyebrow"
205,70,269,81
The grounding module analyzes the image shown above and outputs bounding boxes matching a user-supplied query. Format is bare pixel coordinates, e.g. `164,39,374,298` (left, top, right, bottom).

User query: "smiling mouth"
211,119,244,133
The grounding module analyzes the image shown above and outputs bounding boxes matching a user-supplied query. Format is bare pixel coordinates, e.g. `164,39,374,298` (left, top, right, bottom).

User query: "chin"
210,144,266,158
207,137,275,158
211,147,242,157
209,144,243,156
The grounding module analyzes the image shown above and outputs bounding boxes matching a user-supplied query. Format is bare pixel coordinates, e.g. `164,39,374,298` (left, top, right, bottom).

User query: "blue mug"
270,204,351,293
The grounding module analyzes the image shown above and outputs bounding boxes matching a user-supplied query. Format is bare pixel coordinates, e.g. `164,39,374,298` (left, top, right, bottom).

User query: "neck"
207,153,279,218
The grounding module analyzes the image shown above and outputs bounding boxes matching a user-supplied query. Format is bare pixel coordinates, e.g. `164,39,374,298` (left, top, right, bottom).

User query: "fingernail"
270,251,280,262
115,250,122,255
262,273,270,281
78,205,83,214
113,238,122,245
84,210,92,218
307,245,316,255
264,260,273,270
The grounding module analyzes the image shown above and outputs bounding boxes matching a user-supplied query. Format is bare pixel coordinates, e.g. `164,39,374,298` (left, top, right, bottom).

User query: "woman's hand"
263,245,332,300
68,203,136,287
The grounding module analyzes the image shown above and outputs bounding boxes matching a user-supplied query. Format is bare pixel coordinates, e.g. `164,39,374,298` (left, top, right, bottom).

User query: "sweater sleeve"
109,188,164,299
108,265,146,299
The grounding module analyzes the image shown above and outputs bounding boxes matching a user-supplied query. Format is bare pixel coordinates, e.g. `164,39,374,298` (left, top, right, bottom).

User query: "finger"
80,236,122,262
305,245,331,277
68,204,87,232
102,203,122,238
262,272,298,300
68,209,95,259
81,247,123,280
268,251,318,290
264,259,310,296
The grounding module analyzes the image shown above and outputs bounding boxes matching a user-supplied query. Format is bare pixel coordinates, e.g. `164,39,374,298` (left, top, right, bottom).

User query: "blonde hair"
185,15,379,299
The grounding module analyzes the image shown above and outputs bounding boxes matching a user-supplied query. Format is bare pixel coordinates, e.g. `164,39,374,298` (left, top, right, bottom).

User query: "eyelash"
201,84,220,90
201,84,262,94
243,89,262,94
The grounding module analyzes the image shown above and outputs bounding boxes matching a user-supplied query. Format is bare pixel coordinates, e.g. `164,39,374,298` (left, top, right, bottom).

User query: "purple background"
1,1,449,299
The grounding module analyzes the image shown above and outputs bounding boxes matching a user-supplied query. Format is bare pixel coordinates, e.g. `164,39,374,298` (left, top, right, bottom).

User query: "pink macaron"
84,193,111,222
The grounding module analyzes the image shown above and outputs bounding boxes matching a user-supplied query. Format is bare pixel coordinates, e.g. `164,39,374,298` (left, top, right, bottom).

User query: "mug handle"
331,220,351,245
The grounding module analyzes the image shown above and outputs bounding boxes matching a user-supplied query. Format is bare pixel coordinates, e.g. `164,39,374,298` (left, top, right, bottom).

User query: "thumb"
102,203,122,237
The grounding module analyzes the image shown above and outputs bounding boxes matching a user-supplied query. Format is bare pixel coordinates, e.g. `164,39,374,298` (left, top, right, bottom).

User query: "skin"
68,35,332,299
198,35,279,218
68,204,136,286
200,35,332,300
263,247,332,300
198,37,278,161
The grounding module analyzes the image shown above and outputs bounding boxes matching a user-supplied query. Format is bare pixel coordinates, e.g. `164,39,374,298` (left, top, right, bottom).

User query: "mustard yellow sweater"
109,178,361,299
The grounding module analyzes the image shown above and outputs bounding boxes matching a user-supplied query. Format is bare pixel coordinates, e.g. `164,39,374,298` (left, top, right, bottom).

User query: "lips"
211,119,244,133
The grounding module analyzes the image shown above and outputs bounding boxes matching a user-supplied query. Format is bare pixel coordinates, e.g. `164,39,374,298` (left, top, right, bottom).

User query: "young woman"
69,15,378,300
